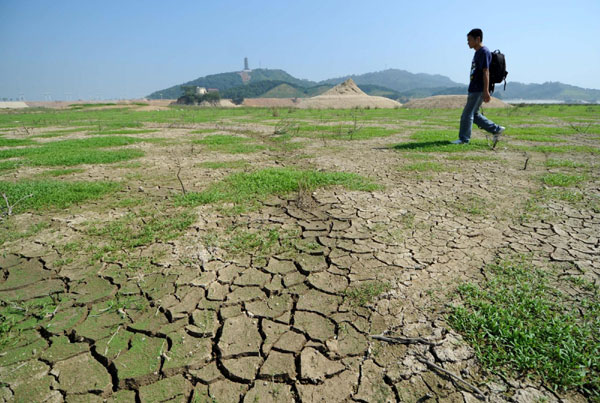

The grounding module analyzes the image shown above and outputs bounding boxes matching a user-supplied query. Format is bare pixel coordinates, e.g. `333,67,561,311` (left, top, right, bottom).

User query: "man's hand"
483,68,491,102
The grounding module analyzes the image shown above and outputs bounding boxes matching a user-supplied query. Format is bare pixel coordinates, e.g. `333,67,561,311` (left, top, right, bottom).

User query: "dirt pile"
403,95,511,109
322,79,367,96
0,102,28,109
298,79,402,109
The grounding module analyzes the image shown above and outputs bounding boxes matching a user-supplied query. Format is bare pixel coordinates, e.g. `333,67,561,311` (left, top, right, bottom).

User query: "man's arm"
483,68,491,102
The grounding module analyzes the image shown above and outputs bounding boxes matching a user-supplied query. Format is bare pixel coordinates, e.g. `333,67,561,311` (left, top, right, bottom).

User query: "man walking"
452,28,505,147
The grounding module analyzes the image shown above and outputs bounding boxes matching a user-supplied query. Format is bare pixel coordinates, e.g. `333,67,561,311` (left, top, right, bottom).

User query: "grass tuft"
449,256,600,396
542,173,586,187
0,180,120,214
175,168,379,207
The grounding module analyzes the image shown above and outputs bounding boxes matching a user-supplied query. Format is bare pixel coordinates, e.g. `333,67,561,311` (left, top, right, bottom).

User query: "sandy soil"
403,95,510,109
297,79,403,109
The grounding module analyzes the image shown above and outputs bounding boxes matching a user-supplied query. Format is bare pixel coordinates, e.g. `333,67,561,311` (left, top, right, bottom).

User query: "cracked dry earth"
1,119,599,403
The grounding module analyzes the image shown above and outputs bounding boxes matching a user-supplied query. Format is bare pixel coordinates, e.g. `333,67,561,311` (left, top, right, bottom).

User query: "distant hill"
148,68,600,103
320,69,459,92
147,69,316,99
495,81,600,103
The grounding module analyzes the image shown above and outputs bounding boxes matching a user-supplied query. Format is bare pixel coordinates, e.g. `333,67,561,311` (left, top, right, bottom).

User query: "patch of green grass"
540,188,584,203
345,282,391,307
175,168,379,207
545,159,586,169
0,220,49,246
449,256,600,396
35,168,85,177
511,144,600,154
0,160,22,171
31,127,92,138
0,138,37,147
192,134,265,154
0,180,120,214
88,129,157,135
393,131,492,153
0,136,147,167
69,103,116,109
197,160,250,169
400,161,447,172
449,194,488,215
445,154,498,162
87,209,194,251
189,128,218,134
541,173,586,187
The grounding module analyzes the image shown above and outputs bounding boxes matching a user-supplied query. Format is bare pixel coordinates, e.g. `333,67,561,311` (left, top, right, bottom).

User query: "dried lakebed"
1,105,599,402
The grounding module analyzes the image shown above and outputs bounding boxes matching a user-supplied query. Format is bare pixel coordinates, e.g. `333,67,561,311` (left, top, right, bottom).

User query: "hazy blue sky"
1,0,599,100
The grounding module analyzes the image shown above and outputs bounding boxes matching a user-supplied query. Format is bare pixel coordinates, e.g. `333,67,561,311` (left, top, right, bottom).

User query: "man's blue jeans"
459,92,501,143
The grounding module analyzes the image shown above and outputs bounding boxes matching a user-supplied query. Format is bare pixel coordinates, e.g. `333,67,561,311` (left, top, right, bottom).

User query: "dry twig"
371,334,440,346
416,355,486,400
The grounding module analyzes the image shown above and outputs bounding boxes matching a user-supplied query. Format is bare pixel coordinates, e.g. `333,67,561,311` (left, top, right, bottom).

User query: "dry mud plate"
0,104,599,402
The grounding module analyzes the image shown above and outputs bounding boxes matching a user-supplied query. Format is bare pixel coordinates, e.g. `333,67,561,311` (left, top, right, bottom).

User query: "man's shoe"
451,139,468,144
492,126,505,149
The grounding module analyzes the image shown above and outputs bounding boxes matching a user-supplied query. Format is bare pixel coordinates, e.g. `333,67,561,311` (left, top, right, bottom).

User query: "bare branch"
371,334,440,346
416,356,487,400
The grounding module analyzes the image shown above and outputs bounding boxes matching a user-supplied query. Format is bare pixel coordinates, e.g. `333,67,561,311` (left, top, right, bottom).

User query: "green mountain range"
147,68,599,103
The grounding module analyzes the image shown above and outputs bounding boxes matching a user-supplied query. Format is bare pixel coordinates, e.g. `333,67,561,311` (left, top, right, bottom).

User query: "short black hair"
467,28,483,40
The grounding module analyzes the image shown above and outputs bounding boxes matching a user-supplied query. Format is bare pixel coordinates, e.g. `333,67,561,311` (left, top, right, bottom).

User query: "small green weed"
345,282,391,307
449,256,600,396
0,138,36,147
197,160,249,169
400,161,446,172
175,168,379,207
0,136,148,167
0,180,120,214
35,168,85,177
192,134,265,154
545,159,586,169
541,173,586,187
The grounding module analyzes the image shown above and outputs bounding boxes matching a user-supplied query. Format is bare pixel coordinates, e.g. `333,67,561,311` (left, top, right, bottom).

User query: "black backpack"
489,50,508,94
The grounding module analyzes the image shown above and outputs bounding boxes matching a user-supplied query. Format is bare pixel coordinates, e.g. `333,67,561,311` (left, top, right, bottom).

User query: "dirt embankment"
403,95,511,109
297,79,403,109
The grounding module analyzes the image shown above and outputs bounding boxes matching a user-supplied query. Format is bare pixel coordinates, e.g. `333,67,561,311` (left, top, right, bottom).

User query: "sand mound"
242,98,298,107
403,95,510,109
323,79,367,96
0,102,28,109
298,95,401,109
297,78,402,109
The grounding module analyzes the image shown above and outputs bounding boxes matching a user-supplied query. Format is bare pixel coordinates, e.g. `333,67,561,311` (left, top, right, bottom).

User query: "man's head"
467,28,483,49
